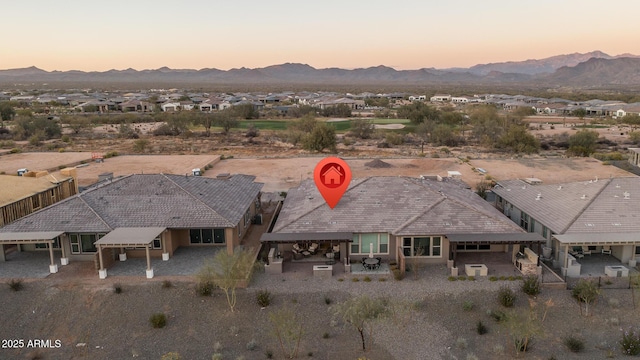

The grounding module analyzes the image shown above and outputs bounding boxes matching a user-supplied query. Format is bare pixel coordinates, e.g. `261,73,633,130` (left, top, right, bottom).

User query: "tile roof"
273,177,522,236
494,177,640,235
0,174,263,233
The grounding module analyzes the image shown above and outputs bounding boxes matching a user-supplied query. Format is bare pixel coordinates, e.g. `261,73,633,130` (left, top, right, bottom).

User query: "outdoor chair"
308,243,319,255
292,243,303,254
581,246,592,256
601,246,612,255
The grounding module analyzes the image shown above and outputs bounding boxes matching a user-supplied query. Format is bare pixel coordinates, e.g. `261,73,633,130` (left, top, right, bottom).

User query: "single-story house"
0,173,263,278
262,176,541,273
630,148,640,168
493,177,640,276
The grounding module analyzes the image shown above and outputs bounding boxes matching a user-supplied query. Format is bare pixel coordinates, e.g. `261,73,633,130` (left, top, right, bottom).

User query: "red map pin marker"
314,157,352,209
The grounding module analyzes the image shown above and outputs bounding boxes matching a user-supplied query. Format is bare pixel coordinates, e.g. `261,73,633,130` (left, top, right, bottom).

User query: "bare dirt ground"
526,115,636,145
0,152,93,174
208,156,633,192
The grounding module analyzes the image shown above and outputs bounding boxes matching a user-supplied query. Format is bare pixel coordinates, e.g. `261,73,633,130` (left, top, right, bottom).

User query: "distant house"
408,95,426,101
630,148,640,168
0,174,263,278
430,94,451,102
120,100,154,112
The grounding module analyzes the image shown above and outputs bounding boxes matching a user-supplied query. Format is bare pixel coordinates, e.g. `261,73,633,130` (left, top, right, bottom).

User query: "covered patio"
553,233,640,278
94,227,166,279
0,231,66,275
260,232,353,275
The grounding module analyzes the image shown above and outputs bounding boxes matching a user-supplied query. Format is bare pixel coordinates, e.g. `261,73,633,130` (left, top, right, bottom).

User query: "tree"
497,125,540,154
469,105,504,146
269,308,303,359
12,117,61,140
192,112,215,136
197,247,255,312
397,102,440,124
230,103,259,119
321,104,352,117
215,111,239,135
285,115,318,145
567,129,599,157
572,279,599,316
430,124,460,147
302,122,337,152
571,108,588,127
133,138,149,153
65,116,92,135
331,295,391,351
623,114,640,130
349,118,375,139
0,102,15,128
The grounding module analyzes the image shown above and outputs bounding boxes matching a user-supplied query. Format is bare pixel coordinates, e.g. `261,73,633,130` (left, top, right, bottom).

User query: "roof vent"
523,178,542,185
581,194,587,200
557,186,562,190
535,193,542,200
624,192,631,200
616,184,621,188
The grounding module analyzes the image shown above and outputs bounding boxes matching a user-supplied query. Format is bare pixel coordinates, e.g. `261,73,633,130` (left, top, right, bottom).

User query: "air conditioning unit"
252,214,263,225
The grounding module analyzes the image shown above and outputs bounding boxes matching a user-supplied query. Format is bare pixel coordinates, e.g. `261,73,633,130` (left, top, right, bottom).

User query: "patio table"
364,258,380,270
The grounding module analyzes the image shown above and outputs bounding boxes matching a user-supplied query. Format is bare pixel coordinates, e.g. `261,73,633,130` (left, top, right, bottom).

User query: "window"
456,243,491,251
402,236,443,257
351,233,389,255
69,233,102,254
190,229,225,244
542,226,548,239
31,195,41,210
529,218,536,233
152,237,162,249
520,212,529,230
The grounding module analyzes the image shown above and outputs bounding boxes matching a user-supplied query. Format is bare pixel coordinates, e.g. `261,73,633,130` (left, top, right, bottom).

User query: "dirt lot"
0,152,93,175
208,156,633,192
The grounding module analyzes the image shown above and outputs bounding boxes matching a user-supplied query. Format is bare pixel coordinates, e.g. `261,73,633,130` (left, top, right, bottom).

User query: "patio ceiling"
554,232,640,245
0,231,64,244
447,233,545,244
260,232,353,243
94,227,166,248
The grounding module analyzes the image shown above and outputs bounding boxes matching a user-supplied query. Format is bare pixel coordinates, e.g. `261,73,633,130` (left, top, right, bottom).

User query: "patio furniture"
308,243,319,255
581,246,592,256
605,265,628,277
601,246,612,255
364,257,379,270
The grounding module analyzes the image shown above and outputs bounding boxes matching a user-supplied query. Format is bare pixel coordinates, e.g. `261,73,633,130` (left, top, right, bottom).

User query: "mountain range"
1,51,639,87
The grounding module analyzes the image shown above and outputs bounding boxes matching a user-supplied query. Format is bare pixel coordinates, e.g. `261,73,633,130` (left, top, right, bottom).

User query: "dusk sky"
3,0,639,72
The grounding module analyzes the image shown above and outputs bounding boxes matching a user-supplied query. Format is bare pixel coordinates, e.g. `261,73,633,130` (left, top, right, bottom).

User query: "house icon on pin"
322,165,343,186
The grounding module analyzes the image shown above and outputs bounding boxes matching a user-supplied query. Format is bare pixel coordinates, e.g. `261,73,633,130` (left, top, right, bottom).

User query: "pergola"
554,232,640,268
0,231,65,273
94,227,165,279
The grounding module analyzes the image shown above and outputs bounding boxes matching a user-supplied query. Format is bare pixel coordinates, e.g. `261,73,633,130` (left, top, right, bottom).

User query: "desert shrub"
476,321,488,335
113,283,122,294
10,148,20,153
211,353,222,360
61,135,70,143
352,277,360,282
508,276,516,281
563,336,585,353
337,278,344,282
162,280,173,288
196,281,214,296
104,150,119,158
213,341,223,352
363,276,371,282
468,276,475,281
456,337,468,349
392,269,404,281
489,276,498,281
521,276,540,296
324,296,332,305
385,132,404,145
246,339,258,351
621,328,640,355
265,349,274,358
256,289,272,307
8,279,23,291
489,309,507,323
458,276,467,281
307,351,313,357
378,277,387,282
322,332,330,339
448,276,457,281
161,352,182,360
462,301,474,311
149,313,167,328
514,337,532,352
498,286,516,307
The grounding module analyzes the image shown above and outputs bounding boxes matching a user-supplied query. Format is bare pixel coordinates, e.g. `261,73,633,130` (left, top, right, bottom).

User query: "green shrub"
392,269,404,281
363,276,372,282
489,276,498,281
498,276,506,280
161,352,182,360
378,277,387,282
246,339,258,351
337,278,344,282
322,332,330,339
458,276,467,281
563,336,584,353
8,279,23,291
621,328,640,355
265,349,274,359
150,313,167,328
212,353,222,360
514,337,532,352
508,276,516,281
196,281,214,296
476,321,488,335
104,150,119,158
61,135,70,143
448,276,457,281
257,289,272,307
498,286,516,307
113,283,122,294
468,276,475,281
324,296,332,305
352,277,360,282
10,148,20,153
489,309,507,323
521,276,540,296
462,301,474,311
162,280,173,288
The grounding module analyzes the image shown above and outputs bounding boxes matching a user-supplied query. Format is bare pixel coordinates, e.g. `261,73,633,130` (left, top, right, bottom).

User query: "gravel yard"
1,264,638,360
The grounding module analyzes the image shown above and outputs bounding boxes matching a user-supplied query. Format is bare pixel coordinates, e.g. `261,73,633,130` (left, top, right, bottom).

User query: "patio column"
60,237,68,265
48,241,58,274
563,244,569,268
145,245,154,279
98,245,107,279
